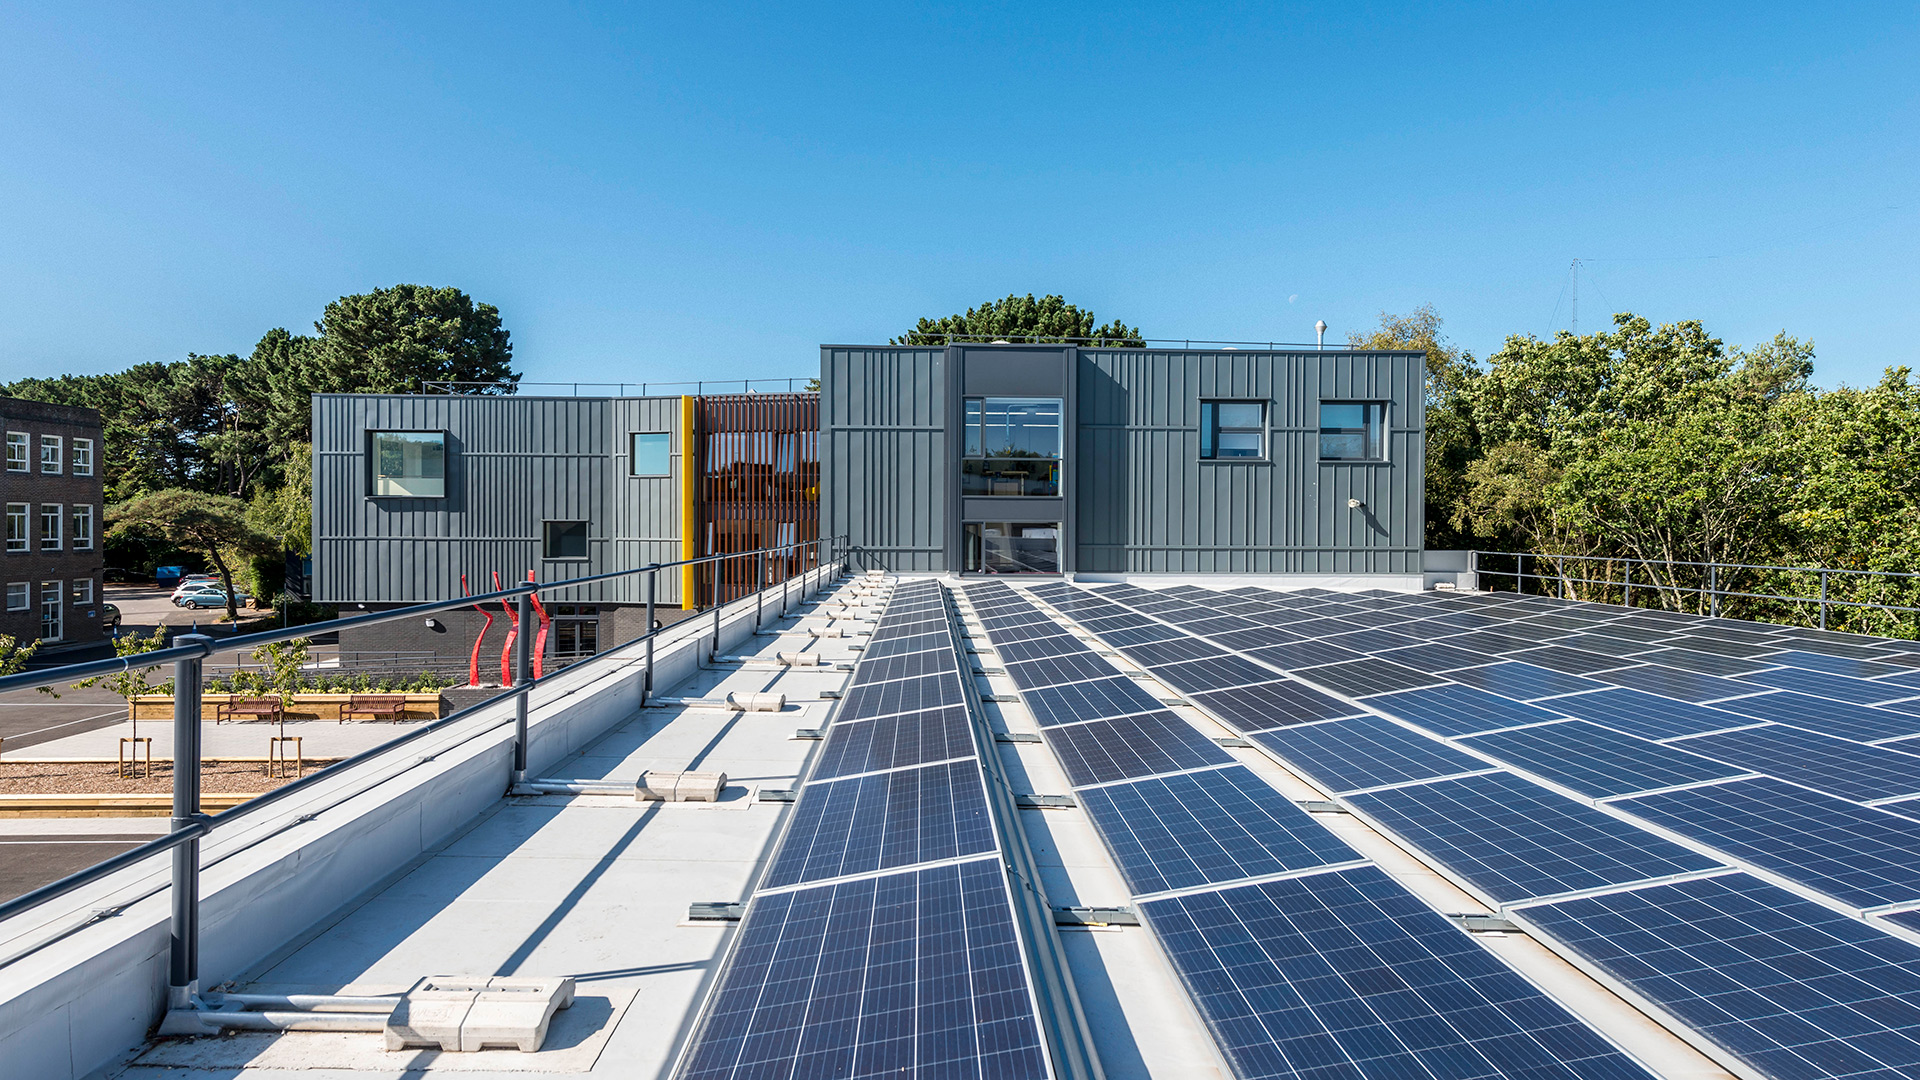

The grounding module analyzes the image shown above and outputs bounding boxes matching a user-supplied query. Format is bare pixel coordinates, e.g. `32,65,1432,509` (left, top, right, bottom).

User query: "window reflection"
963,397,1062,496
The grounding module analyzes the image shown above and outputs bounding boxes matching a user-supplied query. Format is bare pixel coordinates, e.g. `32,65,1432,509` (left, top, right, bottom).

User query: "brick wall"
0,398,105,646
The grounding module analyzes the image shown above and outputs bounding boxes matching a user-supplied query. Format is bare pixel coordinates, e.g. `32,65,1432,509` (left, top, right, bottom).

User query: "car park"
178,588,251,610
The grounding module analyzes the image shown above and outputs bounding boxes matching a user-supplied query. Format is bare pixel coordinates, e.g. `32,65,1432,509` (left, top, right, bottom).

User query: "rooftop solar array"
1038,577,1920,1080
964,581,1655,1080
677,580,1051,1080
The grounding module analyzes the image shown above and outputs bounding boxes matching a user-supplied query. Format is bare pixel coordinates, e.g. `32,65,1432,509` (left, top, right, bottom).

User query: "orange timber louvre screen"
698,393,821,605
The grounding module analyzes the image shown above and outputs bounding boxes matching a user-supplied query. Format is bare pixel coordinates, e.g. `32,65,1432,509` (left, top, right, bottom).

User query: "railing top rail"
1472,550,1920,582
0,537,843,696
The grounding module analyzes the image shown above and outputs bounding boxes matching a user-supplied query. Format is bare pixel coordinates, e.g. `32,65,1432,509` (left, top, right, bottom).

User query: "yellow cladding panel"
680,395,698,607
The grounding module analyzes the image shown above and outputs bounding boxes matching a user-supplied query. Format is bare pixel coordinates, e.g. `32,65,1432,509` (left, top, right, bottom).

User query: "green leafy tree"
0,633,40,677
1348,306,1480,549
109,490,278,622
70,627,175,726
894,294,1143,347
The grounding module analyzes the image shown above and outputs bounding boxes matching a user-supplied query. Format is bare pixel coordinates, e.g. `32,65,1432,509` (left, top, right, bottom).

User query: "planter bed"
127,693,445,722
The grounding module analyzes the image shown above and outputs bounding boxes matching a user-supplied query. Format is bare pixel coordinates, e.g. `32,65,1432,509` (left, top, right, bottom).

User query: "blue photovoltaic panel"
1145,654,1281,692
1587,663,1758,704
869,619,952,643
1250,714,1492,794
679,859,1045,1080
990,634,1089,664
982,619,1075,644
1214,625,1306,648
1187,680,1364,731
1766,649,1916,680
1142,866,1651,1080
1429,630,1556,655
1458,720,1747,800
1366,683,1570,738
850,649,959,686
1181,616,1266,636
1316,628,1429,654
813,707,977,780
1444,661,1608,701
1018,676,1166,727
1094,624,1190,647
1370,642,1492,674
1675,725,1920,803
1707,690,1920,743
1620,647,1779,677
1616,776,1920,911
1004,651,1120,688
1046,711,1234,786
1519,873,1920,1080
1116,638,1227,667
763,760,994,888
858,632,952,660
1543,688,1756,741
1502,645,1635,677
1293,657,1444,698
1243,640,1366,670
1345,772,1723,905
837,675,963,721
1080,765,1360,894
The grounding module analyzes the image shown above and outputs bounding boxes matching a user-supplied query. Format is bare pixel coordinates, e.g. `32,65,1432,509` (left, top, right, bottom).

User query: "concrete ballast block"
636,769,728,802
727,692,786,712
385,975,575,1053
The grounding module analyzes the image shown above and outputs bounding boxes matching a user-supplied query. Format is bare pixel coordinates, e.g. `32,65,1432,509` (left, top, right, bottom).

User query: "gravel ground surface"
0,760,314,795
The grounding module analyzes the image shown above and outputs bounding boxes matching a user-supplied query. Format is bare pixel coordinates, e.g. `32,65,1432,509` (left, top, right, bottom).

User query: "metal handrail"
417,378,815,396
0,535,848,984
1468,550,1920,633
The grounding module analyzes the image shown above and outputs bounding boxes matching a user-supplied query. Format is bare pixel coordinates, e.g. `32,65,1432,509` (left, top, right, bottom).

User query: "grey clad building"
312,343,1424,668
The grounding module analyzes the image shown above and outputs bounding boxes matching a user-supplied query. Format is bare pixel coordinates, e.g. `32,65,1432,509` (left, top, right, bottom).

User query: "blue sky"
1,2,1914,389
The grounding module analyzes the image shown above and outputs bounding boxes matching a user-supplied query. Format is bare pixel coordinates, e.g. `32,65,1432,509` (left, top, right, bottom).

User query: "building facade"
819,343,1426,582
0,398,106,646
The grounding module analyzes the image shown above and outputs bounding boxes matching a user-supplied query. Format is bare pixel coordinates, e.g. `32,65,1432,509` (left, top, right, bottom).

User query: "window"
370,431,446,497
631,432,671,476
39,505,60,550
40,435,61,474
5,433,26,472
5,583,26,611
543,520,589,560
72,505,93,551
551,605,599,658
72,578,93,606
39,582,61,642
72,438,93,476
961,397,1063,497
963,522,1060,574
1319,402,1387,461
1201,401,1267,460
5,505,24,552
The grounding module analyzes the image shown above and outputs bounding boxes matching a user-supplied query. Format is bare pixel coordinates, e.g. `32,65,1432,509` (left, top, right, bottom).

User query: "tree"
1348,306,1480,549
0,634,39,677
70,627,174,726
109,490,279,622
315,284,518,397
894,294,1143,347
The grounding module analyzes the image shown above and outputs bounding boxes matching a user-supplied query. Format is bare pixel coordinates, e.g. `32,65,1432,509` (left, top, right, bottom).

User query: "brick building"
0,398,106,646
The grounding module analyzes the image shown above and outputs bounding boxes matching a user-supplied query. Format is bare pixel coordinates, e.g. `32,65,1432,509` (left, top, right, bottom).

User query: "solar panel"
1706,690,1920,744
1187,680,1364,730
1583,663,1760,704
1113,637,1226,667
1674,724,1920,804
1018,676,1167,727
1092,624,1190,647
1250,714,1493,794
990,634,1091,664
850,648,959,686
981,618,1077,644
1142,867,1651,1080
1427,629,1557,655
1181,616,1266,636
1458,720,1748,800
1292,657,1444,698
1045,710,1235,786
1615,776,1920,911
763,760,995,888
1365,682,1570,738
1143,654,1281,692
1210,625,1306,648
1503,645,1636,676
678,859,1046,1080
837,671,964,721
1003,651,1119,688
1242,640,1366,670
1767,649,1918,680
1614,647,1778,677
869,618,953,642
1445,661,1608,701
1545,688,1758,741
1773,635,1899,660
1517,873,1920,1080
813,707,977,780
858,631,952,660
1744,666,1920,706
1371,641,1507,674
1316,628,1429,654
1345,772,1723,905
1080,766,1361,895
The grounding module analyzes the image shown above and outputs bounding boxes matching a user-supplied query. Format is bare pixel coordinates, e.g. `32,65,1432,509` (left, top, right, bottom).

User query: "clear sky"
1,2,1914,390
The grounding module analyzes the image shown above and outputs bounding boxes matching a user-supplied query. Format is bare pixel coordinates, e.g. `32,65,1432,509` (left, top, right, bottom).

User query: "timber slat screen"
699,394,821,605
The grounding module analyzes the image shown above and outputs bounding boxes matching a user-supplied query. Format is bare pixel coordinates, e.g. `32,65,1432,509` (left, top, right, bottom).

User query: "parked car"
101,603,121,632
170,576,221,604
178,588,251,610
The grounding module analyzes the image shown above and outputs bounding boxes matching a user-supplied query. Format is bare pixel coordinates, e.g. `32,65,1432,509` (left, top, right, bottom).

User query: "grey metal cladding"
312,393,683,605
820,347,947,571
1076,349,1424,575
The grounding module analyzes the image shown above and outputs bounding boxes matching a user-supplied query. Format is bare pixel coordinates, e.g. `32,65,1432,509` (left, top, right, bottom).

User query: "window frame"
72,578,93,606
39,504,61,551
5,433,27,473
39,435,61,475
960,396,1065,498
368,429,448,499
1317,400,1390,463
39,581,62,642
5,582,27,611
72,438,93,476
1199,399,1269,461
630,431,672,477
5,504,26,553
72,505,94,551
541,520,590,561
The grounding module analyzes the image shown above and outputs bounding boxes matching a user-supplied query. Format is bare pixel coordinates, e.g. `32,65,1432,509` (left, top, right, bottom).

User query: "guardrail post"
712,560,723,658
169,633,212,1009
1820,571,1830,631
756,549,765,628
1709,564,1720,618
1623,561,1633,608
643,566,657,703
1517,553,1525,595
513,593,531,785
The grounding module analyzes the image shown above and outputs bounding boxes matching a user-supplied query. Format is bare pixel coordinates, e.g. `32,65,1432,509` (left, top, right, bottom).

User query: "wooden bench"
341,694,410,723
215,697,284,725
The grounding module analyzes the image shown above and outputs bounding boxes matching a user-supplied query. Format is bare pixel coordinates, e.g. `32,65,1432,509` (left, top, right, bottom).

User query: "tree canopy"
110,489,279,622
894,294,1143,347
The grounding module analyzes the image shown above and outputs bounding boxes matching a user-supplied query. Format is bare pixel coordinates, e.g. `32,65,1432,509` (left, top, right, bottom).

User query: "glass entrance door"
964,523,1060,574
